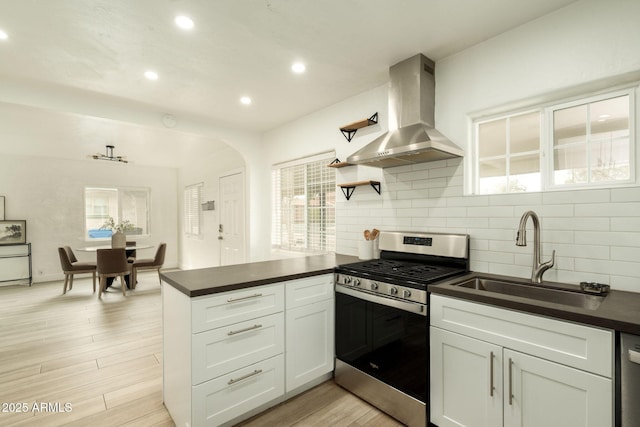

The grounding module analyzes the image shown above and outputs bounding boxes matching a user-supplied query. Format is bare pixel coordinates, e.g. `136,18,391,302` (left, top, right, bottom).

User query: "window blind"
272,152,336,253
184,183,203,237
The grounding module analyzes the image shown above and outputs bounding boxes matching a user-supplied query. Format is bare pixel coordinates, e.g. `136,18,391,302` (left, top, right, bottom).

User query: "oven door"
335,285,427,403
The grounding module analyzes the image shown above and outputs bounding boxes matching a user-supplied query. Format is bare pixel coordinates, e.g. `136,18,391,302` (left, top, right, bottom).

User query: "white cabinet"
163,273,335,427
430,295,613,427
430,327,502,427
163,282,285,427
285,274,335,392
0,243,31,286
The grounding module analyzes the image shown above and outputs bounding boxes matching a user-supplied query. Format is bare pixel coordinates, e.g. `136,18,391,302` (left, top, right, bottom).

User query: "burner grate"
339,259,463,286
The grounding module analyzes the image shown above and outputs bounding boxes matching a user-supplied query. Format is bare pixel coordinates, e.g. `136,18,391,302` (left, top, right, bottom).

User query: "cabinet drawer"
192,283,284,333
285,274,334,309
192,312,284,385
192,354,284,426
430,295,613,377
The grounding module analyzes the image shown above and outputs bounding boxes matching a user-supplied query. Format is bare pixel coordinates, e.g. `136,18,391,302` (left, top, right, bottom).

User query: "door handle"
508,358,514,405
489,351,495,397
629,349,640,364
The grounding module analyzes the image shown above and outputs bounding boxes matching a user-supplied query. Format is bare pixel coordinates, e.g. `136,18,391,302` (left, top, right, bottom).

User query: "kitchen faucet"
516,210,555,283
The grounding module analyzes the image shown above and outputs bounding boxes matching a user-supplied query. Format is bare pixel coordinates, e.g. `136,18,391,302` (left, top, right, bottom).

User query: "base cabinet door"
504,349,612,427
285,298,334,391
430,327,503,427
192,354,284,426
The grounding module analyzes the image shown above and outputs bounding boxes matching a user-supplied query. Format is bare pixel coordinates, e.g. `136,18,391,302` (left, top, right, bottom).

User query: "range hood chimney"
347,54,463,168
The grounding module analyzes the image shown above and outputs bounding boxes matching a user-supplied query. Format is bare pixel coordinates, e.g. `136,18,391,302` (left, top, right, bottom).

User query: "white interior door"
218,171,246,266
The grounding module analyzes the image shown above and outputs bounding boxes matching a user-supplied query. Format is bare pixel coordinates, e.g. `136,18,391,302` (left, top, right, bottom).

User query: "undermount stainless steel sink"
455,277,606,310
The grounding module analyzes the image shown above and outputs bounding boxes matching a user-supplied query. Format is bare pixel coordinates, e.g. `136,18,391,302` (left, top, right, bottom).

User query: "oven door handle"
336,285,427,316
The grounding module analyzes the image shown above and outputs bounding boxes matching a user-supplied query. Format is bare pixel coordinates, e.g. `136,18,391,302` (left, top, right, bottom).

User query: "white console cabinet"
163,273,334,427
0,243,32,286
430,295,613,427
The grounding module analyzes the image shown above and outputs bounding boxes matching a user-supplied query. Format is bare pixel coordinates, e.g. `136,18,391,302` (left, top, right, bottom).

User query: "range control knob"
344,276,352,285
403,289,412,298
370,282,379,291
353,278,361,287
390,287,398,295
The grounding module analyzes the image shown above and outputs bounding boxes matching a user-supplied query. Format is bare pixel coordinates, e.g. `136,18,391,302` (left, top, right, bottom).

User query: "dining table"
76,244,154,289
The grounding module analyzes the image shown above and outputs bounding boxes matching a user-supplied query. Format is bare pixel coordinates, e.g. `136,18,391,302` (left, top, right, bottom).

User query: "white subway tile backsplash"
542,188,610,204
429,207,467,218
467,206,515,218
335,159,640,291
611,187,640,202
574,202,640,217
489,192,543,206
412,178,447,189
545,217,609,231
611,246,640,262
611,217,640,231
447,217,489,229
446,195,489,207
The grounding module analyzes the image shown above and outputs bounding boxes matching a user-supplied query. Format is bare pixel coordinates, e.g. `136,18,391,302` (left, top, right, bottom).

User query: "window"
552,94,631,186
85,187,150,240
476,111,541,194
472,88,634,195
184,183,203,237
272,152,336,253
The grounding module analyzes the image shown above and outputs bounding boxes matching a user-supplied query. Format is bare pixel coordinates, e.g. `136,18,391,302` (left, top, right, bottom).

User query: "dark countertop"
428,272,640,335
160,253,358,297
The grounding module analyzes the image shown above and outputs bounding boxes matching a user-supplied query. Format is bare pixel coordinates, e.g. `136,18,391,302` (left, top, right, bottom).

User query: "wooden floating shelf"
337,180,381,200
339,112,378,142
327,158,352,168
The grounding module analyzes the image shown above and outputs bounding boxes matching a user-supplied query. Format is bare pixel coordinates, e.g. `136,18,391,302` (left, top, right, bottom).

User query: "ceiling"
0,0,579,167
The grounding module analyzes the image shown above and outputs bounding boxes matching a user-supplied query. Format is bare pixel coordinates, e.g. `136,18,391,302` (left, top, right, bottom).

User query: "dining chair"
126,241,137,262
97,248,130,298
58,246,97,294
130,243,166,288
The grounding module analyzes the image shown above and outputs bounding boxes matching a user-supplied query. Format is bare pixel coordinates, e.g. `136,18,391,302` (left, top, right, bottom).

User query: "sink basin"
455,277,605,310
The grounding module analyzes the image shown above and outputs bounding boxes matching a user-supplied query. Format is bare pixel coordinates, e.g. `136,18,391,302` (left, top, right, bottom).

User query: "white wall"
177,146,245,269
0,153,178,283
261,0,640,292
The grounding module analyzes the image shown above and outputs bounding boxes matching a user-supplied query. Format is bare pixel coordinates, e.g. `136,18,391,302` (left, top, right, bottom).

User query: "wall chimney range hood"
347,54,463,168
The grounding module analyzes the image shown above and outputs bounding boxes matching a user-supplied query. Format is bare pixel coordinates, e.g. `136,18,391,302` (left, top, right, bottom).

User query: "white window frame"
184,182,203,238
468,85,637,195
545,88,636,191
473,109,543,195
271,151,336,254
84,186,150,241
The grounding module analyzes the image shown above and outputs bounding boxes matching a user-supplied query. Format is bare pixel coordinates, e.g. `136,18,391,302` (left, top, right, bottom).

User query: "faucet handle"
546,250,556,268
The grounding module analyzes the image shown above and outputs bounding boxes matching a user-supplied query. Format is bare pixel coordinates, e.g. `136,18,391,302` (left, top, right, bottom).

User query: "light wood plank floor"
0,275,403,427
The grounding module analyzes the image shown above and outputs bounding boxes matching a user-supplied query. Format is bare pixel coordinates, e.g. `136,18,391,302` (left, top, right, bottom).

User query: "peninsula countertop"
160,253,358,297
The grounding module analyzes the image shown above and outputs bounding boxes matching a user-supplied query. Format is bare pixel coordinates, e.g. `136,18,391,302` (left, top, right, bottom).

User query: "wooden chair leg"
63,274,69,294
157,269,162,285
99,276,106,299
120,276,127,296
69,274,74,290
92,271,96,293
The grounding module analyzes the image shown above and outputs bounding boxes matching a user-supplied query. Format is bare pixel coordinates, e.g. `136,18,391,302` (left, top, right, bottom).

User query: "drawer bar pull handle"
489,351,495,397
508,358,514,405
228,369,263,385
228,324,262,336
227,293,263,303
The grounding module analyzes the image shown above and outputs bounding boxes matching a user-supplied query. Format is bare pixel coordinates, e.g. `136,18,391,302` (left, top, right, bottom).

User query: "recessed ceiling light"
144,70,159,81
291,62,306,74
0,30,8,40
240,96,252,105
175,15,194,30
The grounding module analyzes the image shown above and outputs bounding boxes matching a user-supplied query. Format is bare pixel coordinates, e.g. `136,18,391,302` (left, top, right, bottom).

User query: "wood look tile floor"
0,275,403,427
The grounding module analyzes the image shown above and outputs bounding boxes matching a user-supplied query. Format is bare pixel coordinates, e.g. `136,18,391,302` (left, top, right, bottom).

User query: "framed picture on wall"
0,220,26,245
0,196,4,220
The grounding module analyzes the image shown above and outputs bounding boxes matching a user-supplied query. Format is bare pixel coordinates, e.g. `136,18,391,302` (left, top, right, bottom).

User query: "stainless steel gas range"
334,231,469,427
